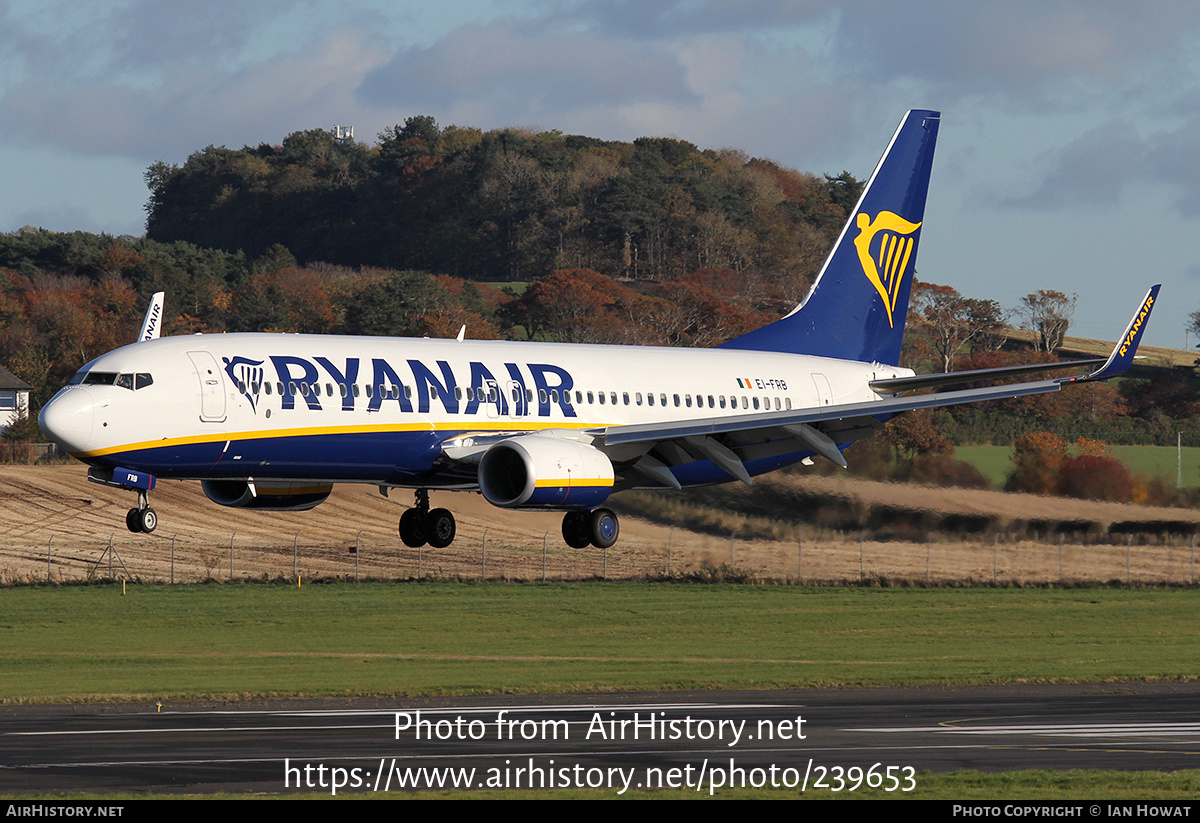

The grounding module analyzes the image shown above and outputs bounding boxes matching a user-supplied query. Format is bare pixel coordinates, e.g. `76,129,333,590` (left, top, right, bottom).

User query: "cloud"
358,20,697,119
832,1,1200,105
0,28,389,160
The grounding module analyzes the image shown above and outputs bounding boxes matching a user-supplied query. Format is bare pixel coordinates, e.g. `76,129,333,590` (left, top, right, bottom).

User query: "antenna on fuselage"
137,292,165,342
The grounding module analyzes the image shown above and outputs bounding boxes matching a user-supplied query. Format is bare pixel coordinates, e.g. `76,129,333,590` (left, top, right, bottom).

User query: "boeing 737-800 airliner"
38,110,1159,550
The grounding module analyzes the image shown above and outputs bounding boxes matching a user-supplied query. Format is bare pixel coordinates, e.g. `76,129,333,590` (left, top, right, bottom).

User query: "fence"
3,527,1197,586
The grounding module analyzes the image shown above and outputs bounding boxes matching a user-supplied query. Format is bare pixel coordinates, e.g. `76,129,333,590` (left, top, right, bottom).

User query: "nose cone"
39,388,96,453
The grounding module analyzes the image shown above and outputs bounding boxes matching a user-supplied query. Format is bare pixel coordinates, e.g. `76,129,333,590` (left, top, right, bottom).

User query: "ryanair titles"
1118,291,1155,358
224,354,576,419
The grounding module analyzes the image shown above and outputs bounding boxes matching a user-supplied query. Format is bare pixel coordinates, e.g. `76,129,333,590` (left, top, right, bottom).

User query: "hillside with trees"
3,119,1199,494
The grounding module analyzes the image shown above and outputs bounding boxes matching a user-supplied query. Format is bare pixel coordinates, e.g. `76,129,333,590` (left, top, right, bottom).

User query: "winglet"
137,292,165,342
1064,285,1159,384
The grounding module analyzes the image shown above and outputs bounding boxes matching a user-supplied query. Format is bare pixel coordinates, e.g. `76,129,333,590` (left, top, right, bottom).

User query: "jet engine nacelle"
478,436,614,510
200,479,332,511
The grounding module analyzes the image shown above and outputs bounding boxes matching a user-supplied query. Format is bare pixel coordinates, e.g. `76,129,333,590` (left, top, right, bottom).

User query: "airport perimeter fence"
3,527,1199,587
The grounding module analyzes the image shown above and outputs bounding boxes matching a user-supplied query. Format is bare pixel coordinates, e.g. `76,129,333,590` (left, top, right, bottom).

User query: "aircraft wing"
593,285,1160,487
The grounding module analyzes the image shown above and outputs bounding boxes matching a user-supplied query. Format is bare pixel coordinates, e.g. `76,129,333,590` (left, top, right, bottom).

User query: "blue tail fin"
721,109,940,364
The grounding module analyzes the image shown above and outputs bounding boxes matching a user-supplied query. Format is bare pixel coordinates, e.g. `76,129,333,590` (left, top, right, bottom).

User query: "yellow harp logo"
853,211,922,327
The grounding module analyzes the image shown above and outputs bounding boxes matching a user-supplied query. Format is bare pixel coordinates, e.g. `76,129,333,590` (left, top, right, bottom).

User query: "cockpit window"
75,371,153,390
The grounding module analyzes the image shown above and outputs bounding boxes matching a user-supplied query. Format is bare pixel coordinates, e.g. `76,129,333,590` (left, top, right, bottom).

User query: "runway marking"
853,722,1200,738
6,702,798,736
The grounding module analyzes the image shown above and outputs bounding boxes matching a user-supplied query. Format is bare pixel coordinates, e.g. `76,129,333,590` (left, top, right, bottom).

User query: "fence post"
993,534,998,585
47,535,52,582
859,533,864,582
293,532,299,581
482,528,487,581
667,528,673,577
1058,533,1064,584
542,531,547,582
171,534,176,584
1127,535,1132,584
230,532,235,581
355,531,361,582
797,534,802,585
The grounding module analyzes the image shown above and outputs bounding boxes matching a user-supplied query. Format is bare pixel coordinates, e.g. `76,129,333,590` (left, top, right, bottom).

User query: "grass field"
956,444,1200,489
2,581,1198,702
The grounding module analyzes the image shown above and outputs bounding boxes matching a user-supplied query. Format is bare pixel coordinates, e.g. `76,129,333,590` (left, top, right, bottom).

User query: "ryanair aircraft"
38,110,1158,550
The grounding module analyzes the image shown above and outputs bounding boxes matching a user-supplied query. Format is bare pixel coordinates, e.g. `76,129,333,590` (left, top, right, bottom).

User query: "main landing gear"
561,508,619,550
125,490,157,534
399,489,456,549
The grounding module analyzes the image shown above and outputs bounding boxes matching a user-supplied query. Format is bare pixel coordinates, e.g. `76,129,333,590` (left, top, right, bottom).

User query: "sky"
2,0,1199,350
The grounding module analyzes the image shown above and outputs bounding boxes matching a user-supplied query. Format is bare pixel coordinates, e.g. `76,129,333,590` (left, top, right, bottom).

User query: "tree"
909,282,1006,371
1016,290,1076,353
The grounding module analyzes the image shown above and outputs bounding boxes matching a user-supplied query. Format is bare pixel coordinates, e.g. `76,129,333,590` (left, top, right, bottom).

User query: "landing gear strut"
562,508,619,549
399,489,456,548
125,491,157,534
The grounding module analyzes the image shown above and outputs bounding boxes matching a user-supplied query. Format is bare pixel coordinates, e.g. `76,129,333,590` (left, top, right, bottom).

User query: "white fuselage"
40,333,910,490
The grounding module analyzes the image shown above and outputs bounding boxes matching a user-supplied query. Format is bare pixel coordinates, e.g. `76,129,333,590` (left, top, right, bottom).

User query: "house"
0,365,32,431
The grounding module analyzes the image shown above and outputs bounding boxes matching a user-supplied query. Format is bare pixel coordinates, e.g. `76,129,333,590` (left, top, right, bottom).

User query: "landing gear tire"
427,508,456,549
561,511,591,549
139,507,158,534
588,508,619,549
399,508,428,548
126,508,143,534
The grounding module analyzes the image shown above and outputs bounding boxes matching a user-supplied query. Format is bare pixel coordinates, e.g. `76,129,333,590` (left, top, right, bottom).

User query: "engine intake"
479,436,614,510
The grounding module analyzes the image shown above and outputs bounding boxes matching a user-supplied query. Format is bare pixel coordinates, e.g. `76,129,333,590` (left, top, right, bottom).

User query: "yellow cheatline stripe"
534,478,614,488
77,419,603,459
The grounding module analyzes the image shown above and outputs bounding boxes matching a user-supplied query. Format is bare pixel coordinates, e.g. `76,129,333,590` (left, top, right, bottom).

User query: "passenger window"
707,395,714,408
660,394,667,406
237,380,246,393
265,382,272,396
636,392,642,406
673,394,680,407
598,392,605,405
623,392,629,405
455,387,464,401
785,397,792,410
610,392,617,405
685,394,692,408
647,394,654,407
587,391,594,404
575,390,583,404
719,396,726,409
550,389,559,403
539,389,548,404
753,397,760,410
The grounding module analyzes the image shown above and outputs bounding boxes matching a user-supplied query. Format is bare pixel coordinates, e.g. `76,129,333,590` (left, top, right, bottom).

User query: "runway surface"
3,682,1199,795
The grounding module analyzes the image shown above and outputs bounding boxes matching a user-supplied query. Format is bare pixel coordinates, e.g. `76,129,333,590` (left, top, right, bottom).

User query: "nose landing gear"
125,491,157,534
